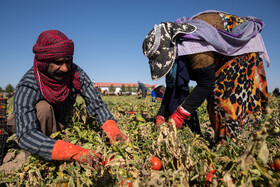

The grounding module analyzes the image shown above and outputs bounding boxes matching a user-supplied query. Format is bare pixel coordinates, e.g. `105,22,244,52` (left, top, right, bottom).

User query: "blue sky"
0,0,279,92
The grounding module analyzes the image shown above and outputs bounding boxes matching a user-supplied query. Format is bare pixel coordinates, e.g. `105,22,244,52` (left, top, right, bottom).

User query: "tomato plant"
1,95,280,186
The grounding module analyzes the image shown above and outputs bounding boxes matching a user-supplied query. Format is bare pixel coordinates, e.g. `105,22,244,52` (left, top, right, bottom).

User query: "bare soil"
0,134,27,174
0,152,26,173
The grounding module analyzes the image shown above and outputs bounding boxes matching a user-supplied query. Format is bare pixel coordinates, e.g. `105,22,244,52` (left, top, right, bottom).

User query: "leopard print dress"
207,14,268,140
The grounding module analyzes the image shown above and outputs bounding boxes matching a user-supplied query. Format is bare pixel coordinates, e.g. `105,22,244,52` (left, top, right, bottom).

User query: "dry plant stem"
253,161,273,181
238,123,268,184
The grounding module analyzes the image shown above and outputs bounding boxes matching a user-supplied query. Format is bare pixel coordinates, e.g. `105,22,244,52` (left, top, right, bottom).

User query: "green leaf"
136,113,146,122
70,139,78,144
50,131,61,139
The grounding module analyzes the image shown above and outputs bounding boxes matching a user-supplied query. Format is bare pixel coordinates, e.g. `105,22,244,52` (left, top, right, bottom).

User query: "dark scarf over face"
33,30,81,104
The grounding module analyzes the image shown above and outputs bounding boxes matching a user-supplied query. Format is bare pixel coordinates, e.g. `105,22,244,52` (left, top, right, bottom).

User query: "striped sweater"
14,64,115,160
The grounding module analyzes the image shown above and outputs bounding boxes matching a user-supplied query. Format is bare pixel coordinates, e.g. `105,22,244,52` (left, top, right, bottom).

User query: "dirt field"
0,134,27,174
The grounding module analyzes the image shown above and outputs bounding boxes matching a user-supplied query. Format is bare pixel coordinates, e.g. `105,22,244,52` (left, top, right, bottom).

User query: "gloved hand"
102,120,127,144
168,106,191,128
155,115,166,131
51,139,102,164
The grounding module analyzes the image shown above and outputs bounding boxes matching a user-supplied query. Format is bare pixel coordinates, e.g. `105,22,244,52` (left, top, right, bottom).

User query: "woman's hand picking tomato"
151,156,162,170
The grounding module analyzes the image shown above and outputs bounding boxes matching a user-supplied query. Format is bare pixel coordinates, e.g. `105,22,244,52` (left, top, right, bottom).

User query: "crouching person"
11,30,127,164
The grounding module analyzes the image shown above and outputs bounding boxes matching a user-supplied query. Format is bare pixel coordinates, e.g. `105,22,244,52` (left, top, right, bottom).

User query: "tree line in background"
0,83,194,95
108,84,139,93
1,83,147,95
110,84,194,93
0,84,15,94
107,84,168,93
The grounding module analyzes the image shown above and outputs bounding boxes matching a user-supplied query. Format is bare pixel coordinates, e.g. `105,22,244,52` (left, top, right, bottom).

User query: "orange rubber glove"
101,120,127,144
168,106,191,128
51,140,101,164
155,115,166,131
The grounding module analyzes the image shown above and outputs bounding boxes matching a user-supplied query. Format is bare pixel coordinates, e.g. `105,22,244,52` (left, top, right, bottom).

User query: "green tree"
132,85,137,92
5,84,15,93
0,86,3,92
109,84,116,92
127,85,132,93
120,84,126,92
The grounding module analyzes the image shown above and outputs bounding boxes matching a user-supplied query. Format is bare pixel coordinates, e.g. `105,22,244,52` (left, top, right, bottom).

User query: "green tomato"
115,154,124,159
273,126,280,133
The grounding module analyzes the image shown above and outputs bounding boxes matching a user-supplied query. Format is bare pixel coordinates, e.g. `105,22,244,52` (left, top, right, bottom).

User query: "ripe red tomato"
204,172,214,185
102,156,114,166
274,158,280,171
209,165,216,174
151,156,162,170
208,162,216,174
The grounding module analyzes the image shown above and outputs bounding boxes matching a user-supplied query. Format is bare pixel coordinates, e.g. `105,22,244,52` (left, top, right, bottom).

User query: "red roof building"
95,82,153,94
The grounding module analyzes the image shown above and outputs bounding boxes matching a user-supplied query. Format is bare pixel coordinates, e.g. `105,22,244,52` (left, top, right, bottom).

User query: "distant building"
95,82,153,94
